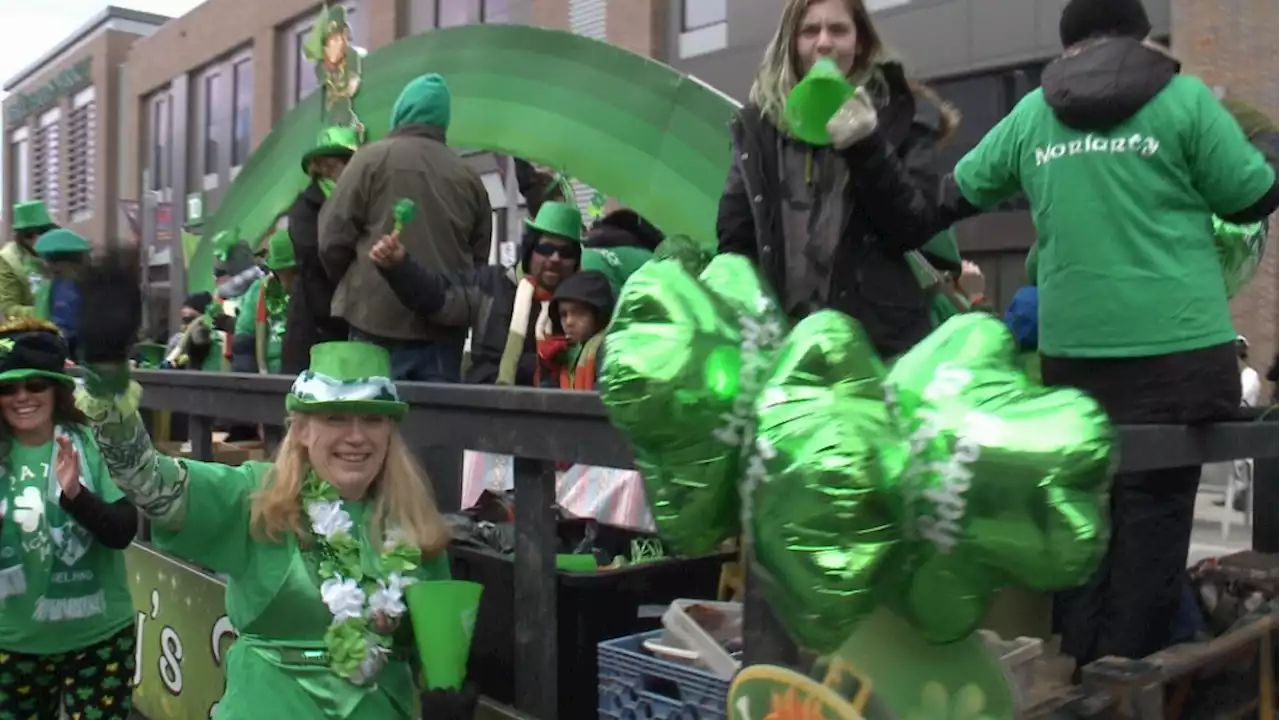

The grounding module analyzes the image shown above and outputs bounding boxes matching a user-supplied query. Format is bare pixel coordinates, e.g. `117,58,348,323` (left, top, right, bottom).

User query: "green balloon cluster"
601,263,1116,652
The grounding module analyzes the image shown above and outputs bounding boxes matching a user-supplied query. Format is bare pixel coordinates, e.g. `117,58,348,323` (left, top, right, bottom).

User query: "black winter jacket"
716,63,976,358
282,181,349,374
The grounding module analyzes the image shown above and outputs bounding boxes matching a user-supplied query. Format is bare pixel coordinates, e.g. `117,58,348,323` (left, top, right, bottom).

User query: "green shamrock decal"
85,706,104,719
100,676,121,689
78,665,99,678
96,646,113,659
76,686,94,700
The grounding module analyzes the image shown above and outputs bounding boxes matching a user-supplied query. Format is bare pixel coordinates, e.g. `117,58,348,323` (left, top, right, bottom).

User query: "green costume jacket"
77,384,450,719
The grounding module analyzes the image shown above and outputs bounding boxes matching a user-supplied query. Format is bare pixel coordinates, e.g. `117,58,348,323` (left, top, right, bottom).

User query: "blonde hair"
250,416,451,556
748,0,959,140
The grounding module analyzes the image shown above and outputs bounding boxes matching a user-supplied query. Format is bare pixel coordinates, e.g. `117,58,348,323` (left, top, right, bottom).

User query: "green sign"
125,543,235,720
5,58,92,125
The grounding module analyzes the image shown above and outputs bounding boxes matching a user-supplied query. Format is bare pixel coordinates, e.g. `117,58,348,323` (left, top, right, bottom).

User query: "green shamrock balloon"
750,311,902,653
1215,216,1268,298
885,313,1114,642
599,254,785,555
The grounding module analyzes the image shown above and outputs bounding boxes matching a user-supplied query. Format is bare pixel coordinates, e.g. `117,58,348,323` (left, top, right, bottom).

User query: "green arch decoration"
196,24,740,292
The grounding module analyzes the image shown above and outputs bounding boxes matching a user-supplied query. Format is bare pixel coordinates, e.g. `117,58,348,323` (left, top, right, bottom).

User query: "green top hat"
784,57,857,146
286,341,408,419
33,228,91,257
265,229,297,271
524,201,583,242
0,318,73,387
11,201,57,234
301,126,360,174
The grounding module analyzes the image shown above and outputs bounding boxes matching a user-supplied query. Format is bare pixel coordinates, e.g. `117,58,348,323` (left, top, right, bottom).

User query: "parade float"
127,8,1276,720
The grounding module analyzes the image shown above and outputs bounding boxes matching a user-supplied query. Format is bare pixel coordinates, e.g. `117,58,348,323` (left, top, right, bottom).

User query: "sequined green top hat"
265,229,297,271
286,341,408,419
524,201,584,242
10,201,56,234
301,126,360,174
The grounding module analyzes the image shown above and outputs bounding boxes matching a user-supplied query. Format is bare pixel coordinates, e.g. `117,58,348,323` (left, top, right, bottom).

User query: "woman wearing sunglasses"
0,319,137,719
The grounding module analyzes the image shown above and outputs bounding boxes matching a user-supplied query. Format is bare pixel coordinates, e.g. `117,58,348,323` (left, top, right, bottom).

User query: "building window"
9,128,30,204
149,92,172,193
438,0,469,28
291,2,360,106
682,0,726,31
482,0,510,23
679,0,727,58
232,57,253,167
202,71,224,181
32,108,61,220
67,87,96,222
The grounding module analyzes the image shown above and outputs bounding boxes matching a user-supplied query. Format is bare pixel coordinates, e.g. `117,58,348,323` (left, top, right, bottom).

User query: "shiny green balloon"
750,312,901,653
599,255,784,555
885,314,1115,642
1215,216,1268,298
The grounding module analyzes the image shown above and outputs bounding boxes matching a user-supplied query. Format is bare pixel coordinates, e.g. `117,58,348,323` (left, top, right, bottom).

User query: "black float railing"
127,369,1279,720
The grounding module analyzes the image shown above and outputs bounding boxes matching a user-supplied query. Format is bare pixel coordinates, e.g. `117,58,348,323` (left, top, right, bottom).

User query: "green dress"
77,385,450,719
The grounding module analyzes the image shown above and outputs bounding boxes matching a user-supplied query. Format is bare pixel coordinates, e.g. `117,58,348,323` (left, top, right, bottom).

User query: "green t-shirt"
234,277,265,338
954,75,1276,358
0,432,133,654
154,460,450,718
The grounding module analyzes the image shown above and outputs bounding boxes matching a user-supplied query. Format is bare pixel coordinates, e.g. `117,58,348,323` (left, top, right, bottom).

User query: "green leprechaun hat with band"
287,342,408,419
10,201,57,235
265,228,297,271
0,319,75,387
524,201,584,242
301,126,360,174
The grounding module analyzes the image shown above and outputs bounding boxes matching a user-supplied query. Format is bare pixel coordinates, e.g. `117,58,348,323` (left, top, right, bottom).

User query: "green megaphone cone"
784,57,856,146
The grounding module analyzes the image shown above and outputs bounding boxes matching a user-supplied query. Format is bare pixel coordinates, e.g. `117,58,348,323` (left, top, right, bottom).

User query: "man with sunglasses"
368,201,586,386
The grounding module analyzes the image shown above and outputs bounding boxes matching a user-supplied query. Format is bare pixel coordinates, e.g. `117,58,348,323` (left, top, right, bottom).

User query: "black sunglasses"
533,241,580,260
0,378,54,396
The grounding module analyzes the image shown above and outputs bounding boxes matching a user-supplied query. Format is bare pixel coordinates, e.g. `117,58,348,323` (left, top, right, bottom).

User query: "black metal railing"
126,369,1280,720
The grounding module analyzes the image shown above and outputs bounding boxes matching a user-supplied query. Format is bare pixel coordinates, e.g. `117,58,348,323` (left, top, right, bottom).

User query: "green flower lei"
301,471,422,684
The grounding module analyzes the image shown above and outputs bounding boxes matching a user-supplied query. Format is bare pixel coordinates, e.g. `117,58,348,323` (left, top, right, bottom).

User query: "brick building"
2,6,168,247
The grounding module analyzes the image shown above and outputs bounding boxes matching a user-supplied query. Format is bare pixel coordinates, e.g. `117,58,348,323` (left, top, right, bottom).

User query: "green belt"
243,636,410,668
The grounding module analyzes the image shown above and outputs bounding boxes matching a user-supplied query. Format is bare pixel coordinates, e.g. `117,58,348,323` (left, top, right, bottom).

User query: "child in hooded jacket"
535,270,614,391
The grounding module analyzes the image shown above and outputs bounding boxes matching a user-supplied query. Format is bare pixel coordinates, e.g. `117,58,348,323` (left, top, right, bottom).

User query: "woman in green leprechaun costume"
0,201,58,322
73,251,469,719
0,318,137,719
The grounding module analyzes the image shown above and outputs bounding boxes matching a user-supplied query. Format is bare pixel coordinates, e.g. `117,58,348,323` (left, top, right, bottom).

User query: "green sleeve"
84,434,125,504
953,94,1030,210
1187,78,1278,216
151,461,261,577
0,259,34,320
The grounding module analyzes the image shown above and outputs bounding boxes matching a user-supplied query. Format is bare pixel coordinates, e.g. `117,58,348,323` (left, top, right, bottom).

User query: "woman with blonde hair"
717,0,973,359
71,251,461,718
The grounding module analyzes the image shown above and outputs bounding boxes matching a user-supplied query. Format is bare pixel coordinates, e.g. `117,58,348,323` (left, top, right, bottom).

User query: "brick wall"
1173,0,1280,372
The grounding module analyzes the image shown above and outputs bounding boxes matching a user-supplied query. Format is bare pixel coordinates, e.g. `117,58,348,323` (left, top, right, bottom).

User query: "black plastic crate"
448,519,729,720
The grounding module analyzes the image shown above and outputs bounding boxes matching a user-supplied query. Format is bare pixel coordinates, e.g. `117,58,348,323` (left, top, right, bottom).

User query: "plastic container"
599,630,731,720
448,519,730,720
653,599,743,681
977,629,1045,710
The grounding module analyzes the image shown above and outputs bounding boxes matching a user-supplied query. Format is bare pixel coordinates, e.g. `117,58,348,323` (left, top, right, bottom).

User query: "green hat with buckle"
524,201,583,242
301,126,360,174
265,229,296,271
11,201,56,234
286,341,408,419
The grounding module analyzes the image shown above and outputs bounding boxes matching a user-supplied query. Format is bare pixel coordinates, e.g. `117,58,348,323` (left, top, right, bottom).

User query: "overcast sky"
0,0,207,211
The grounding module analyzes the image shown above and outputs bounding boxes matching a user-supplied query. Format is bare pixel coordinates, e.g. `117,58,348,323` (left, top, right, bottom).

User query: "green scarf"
0,427,104,619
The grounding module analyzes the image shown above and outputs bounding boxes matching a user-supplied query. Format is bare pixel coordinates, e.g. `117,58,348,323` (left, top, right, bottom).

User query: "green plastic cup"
405,580,484,690
784,57,856,146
